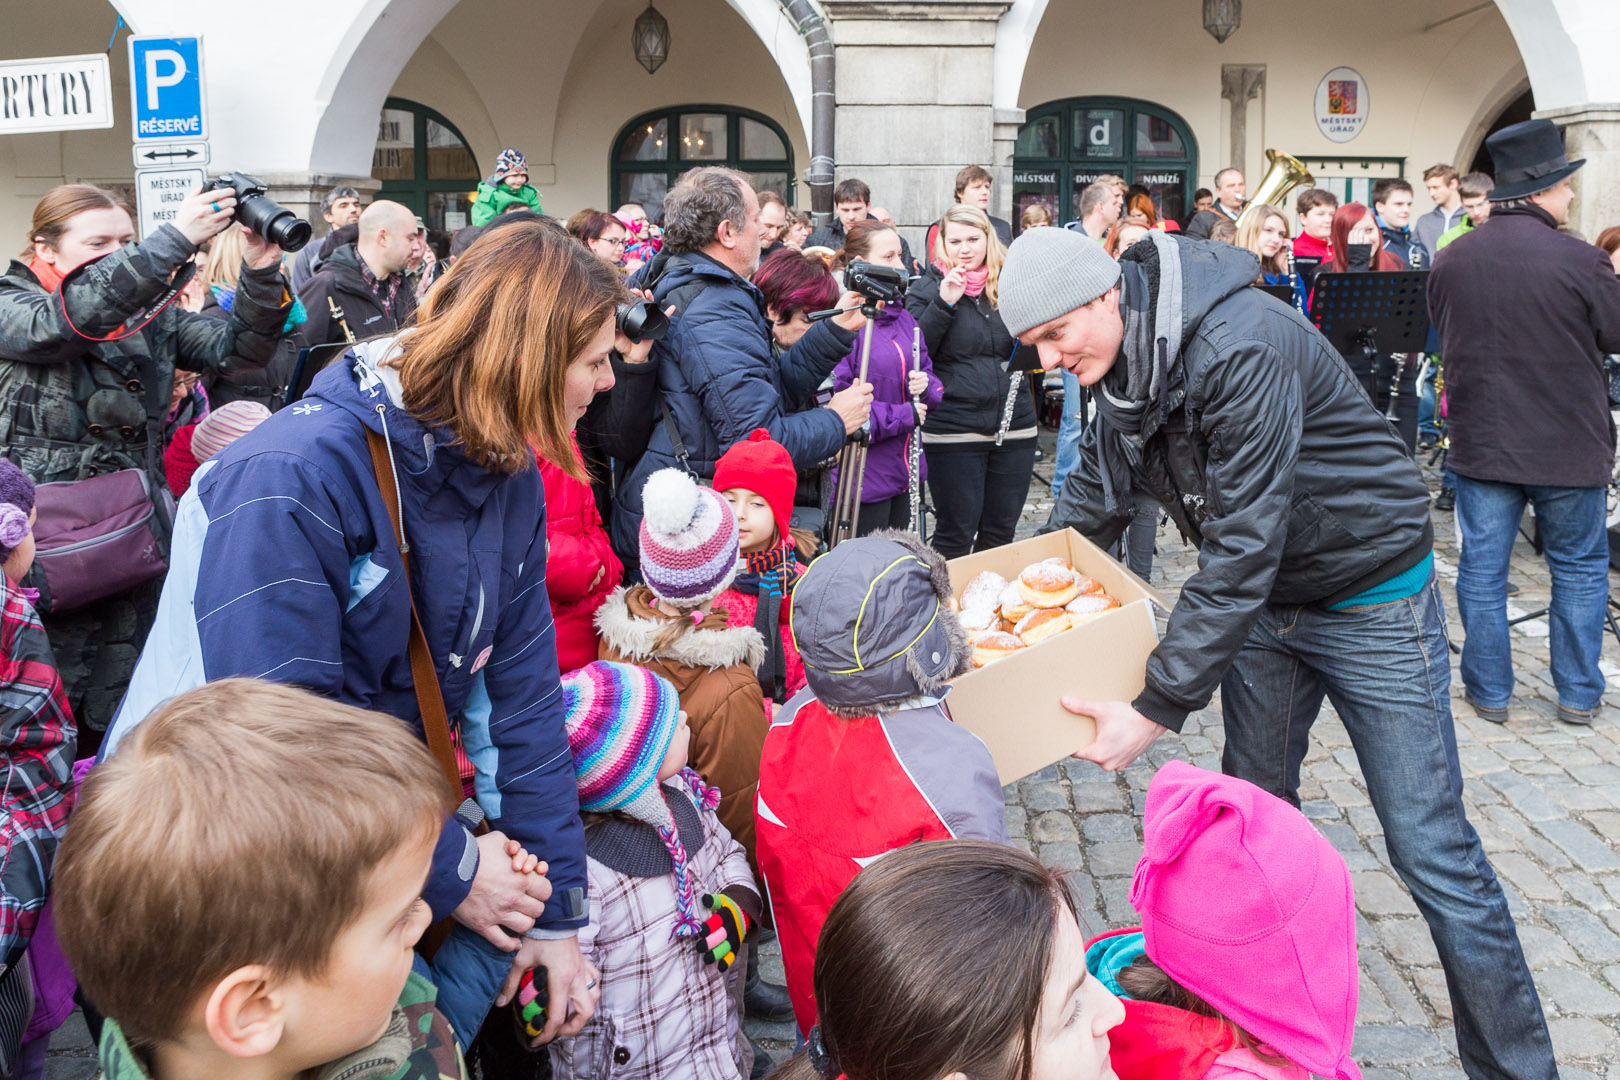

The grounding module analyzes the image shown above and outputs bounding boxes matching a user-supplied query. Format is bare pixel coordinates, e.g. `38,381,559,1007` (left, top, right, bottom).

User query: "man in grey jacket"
289,185,362,293
999,225,1558,1080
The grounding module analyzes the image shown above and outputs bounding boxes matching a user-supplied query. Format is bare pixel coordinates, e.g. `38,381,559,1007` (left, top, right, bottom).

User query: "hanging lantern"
633,6,671,74
1202,0,1240,43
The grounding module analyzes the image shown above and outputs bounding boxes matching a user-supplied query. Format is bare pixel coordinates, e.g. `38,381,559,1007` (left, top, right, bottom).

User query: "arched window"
372,97,480,231
1013,97,1198,233
612,105,794,224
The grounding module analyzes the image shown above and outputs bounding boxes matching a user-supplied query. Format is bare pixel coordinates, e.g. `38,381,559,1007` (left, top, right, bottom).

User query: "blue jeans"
428,924,512,1050
1417,358,1439,439
1219,577,1556,1079
1052,369,1084,497
1453,476,1609,711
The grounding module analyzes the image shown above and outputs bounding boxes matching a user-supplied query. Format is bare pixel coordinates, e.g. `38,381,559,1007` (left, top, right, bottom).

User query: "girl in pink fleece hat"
1087,761,1362,1080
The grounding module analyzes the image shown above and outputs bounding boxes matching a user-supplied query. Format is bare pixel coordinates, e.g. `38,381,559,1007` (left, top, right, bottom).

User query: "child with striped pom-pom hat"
540,660,762,1080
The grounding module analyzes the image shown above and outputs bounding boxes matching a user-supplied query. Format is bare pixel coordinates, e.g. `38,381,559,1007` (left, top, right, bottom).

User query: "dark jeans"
1219,577,1556,1079
1453,476,1609,710
925,438,1038,558
1346,350,1419,454
1117,499,1158,581
856,495,912,537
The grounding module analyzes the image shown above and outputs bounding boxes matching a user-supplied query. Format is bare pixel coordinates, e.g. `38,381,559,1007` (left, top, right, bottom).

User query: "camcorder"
202,172,313,251
616,299,669,344
844,260,909,305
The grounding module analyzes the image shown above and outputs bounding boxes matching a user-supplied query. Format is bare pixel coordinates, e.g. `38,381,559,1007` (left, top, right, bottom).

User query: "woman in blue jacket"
106,219,625,1050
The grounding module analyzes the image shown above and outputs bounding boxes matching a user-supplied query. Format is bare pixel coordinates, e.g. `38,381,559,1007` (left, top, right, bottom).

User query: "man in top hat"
1429,118,1620,726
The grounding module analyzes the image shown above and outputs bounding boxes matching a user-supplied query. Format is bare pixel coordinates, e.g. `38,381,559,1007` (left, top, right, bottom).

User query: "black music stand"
1253,283,1294,306
1310,271,1431,363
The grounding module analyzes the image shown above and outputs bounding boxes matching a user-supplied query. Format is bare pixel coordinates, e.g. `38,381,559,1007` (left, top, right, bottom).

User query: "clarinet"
328,296,357,344
907,327,923,530
1286,246,1309,317
995,341,1024,447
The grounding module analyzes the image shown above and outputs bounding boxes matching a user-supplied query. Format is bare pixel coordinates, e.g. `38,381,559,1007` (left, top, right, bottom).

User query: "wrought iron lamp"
633,6,670,74
1203,0,1240,43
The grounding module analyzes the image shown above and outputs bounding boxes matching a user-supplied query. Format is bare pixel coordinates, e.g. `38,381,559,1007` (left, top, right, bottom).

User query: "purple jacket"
832,306,944,502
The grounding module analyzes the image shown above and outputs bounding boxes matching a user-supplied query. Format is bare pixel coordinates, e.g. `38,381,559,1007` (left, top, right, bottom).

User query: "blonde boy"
54,679,463,1080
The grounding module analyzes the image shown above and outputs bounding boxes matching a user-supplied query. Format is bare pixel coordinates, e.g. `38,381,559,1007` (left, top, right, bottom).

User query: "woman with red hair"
753,247,841,351
1320,202,1417,451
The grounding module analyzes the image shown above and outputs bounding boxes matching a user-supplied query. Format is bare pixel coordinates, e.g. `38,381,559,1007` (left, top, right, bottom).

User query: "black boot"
744,945,795,1023
1433,488,1455,512
749,1036,775,1079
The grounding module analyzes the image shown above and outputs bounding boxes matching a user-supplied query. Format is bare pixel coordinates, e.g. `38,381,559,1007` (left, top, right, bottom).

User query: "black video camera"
201,172,313,252
616,299,669,344
844,260,908,305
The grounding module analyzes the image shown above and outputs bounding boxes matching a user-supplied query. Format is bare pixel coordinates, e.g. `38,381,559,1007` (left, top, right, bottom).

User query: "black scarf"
732,541,799,703
1090,260,1171,512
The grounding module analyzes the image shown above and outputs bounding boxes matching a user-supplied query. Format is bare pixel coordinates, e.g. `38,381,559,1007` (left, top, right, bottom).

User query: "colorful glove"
696,893,749,972
514,967,549,1039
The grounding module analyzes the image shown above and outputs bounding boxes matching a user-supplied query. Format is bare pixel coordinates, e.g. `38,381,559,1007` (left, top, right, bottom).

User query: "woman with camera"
195,223,306,410
906,204,1035,558
106,218,615,1054
0,182,291,743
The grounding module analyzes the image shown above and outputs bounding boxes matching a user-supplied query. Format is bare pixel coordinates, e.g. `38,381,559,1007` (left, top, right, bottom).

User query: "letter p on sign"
144,50,186,110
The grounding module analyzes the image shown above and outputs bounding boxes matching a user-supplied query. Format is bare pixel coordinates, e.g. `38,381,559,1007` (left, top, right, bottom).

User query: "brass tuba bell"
1236,149,1315,230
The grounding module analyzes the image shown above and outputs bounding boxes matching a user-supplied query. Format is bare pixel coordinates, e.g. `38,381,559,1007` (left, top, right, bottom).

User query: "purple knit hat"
562,661,719,937
638,469,741,608
0,460,36,561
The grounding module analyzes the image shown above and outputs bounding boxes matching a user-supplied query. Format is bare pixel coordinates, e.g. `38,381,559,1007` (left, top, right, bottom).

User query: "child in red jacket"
538,436,623,673
713,430,811,710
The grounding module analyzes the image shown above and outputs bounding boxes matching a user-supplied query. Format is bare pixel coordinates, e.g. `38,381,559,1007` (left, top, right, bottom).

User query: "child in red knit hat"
713,429,811,710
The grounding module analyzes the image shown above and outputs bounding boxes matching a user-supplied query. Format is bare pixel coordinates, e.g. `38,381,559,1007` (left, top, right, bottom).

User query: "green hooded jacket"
470,181,543,227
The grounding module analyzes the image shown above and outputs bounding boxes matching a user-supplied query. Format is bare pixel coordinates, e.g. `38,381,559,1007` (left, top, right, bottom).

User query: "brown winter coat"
595,585,769,873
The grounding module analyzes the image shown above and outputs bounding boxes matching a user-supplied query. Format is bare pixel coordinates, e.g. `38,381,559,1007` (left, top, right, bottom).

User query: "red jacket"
538,441,623,674
755,692,1009,1034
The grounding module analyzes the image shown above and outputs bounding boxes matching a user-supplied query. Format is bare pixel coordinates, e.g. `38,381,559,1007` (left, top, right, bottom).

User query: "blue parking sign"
128,37,207,142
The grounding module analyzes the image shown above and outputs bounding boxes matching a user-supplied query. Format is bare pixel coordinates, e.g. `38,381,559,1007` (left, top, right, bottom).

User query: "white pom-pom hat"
638,468,741,607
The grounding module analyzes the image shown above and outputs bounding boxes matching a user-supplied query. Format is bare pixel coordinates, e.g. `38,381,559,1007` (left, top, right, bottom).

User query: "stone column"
1535,103,1620,245
819,0,1010,253
1220,64,1265,178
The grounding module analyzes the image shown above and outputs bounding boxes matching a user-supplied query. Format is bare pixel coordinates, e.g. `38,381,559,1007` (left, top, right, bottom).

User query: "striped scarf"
734,540,798,702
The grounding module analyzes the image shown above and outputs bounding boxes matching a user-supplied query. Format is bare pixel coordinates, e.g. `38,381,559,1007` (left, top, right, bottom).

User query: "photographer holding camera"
0,181,292,744
609,167,872,567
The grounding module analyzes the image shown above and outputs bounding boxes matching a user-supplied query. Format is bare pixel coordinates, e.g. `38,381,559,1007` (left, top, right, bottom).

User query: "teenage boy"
54,678,481,1080
806,178,917,270
953,165,1013,245
1291,187,1338,306
1372,177,1427,267
1435,172,1494,251
1415,163,1465,258
999,225,1557,1079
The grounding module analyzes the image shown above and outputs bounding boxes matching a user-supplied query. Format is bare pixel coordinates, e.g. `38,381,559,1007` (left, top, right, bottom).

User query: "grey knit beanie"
999,226,1123,337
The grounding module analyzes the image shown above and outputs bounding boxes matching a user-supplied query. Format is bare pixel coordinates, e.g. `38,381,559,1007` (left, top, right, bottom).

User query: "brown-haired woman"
0,181,292,743
771,839,1124,1080
102,218,622,1052
193,223,304,409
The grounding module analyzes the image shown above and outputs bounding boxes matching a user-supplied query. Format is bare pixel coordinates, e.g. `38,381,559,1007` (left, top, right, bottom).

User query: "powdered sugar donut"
971,630,1023,668
961,570,1009,614
1014,607,1073,645
998,581,1034,622
1016,562,1081,608
958,608,997,634
1065,592,1121,624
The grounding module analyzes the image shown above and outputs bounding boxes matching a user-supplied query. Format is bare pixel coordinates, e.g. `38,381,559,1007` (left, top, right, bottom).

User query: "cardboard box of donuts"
942,529,1163,784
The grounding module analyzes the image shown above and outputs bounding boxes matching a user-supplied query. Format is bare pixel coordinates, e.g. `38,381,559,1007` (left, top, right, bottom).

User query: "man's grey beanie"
999,226,1123,337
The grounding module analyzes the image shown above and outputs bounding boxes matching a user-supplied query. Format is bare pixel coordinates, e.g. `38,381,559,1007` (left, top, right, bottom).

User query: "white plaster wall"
399,0,810,216
1016,0,1528,217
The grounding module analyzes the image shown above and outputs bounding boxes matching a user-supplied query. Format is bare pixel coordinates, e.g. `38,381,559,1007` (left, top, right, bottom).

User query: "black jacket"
806,215,919,273
197,290,299,410
1048,234,1432,732
1378,217,1428,269
1184,205,1239,240
295,244,417,354
1428,204,1620,488
906,267,1034,438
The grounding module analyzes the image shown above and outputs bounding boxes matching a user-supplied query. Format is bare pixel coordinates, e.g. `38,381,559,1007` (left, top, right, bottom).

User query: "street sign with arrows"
133,141,209,167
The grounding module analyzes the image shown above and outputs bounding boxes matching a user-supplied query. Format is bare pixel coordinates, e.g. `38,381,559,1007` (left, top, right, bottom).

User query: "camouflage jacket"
0,224,292,486
95,971,467,1080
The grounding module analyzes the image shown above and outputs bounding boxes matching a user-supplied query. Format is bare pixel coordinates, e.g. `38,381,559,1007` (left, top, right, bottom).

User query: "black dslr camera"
201,172,313,251
844,260,909,305
616,299,669,344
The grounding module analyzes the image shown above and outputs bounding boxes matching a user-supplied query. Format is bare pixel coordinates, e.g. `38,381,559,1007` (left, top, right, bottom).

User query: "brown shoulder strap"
365,427,465,802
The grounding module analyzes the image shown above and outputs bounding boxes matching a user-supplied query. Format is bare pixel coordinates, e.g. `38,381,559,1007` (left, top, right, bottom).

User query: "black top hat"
1486,119,1585,201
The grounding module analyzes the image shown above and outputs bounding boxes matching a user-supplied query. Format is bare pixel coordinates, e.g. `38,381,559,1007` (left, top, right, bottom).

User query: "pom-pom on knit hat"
713,428,795,547
191,400,271,463
1131,762,1361,1080
562,661,719,937
639,468,741,608
493,148,529,183
0,460,35,562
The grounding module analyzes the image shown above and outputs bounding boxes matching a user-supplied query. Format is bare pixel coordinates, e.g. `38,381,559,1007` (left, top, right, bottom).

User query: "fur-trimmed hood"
594,586,766,672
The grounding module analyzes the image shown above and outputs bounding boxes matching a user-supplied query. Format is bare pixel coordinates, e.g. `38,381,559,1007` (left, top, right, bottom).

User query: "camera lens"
264,212,313,252
231,185,313,252
616,300,668,344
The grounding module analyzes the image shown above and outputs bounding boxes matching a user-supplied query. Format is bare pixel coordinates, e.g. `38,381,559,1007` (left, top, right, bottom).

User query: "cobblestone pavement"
43,437,1620,1079
749,433,1620,1080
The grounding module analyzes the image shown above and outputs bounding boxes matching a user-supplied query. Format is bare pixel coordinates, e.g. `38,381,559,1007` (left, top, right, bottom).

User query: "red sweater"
537,440,623,674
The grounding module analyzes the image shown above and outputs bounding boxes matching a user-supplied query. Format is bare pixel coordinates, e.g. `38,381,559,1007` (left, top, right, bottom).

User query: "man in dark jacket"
1371,177,1427,268
610,167,872,564
288,184,362,293
1000,225,1557,1080
806,177,919,270
295,200,418,373
1429,118,1620,727
1182,167,1243,240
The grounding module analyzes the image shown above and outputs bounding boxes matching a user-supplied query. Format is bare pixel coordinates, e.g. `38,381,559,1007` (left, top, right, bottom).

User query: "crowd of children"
0,414,1371,1080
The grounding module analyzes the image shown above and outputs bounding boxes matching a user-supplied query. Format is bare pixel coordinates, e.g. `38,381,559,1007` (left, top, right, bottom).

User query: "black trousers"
1346,350,1419,455
856,495,914,537
925,438,1038,559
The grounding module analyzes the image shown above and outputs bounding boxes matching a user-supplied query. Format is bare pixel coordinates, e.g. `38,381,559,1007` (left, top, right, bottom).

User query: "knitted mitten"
695,893,749,972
